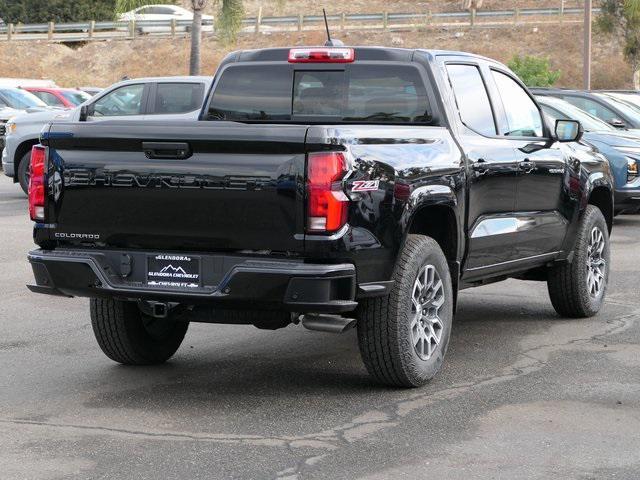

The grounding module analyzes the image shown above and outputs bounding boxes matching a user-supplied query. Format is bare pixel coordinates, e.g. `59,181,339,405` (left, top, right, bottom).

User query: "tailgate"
44,121,308,253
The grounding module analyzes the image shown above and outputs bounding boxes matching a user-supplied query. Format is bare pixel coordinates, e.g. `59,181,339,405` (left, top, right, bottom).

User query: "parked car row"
25,87,92,109
532,89,640,215
0,82,95,152
0,87,50,151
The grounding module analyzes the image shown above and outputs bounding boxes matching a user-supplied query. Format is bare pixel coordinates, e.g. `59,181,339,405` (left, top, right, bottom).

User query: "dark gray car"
531,87,640,132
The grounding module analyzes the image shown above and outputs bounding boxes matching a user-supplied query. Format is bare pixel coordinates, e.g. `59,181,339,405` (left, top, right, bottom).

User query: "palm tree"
189,0,208,75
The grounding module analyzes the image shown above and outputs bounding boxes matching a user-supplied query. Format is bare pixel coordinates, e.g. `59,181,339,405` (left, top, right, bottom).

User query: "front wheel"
547,205,610,318
357,235,454,388
90,299,189,365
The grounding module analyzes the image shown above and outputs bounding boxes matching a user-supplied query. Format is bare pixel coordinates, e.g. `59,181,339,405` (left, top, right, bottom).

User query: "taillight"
288,47,355,63
28,145,46,221
307,152,349,233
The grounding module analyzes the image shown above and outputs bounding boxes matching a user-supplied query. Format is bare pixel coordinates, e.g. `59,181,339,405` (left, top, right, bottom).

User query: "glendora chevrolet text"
26,47,615,387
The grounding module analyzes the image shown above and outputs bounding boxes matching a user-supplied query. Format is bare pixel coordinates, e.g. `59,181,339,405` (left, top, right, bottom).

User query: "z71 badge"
352,180,380,192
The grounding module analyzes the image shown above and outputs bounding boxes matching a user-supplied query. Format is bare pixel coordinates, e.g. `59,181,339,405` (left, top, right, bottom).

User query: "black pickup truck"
27,47,614,387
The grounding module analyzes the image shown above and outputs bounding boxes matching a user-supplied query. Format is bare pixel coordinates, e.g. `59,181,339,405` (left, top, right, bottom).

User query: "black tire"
90,298,189,365
547,205,610,318
17,151,31,195
356,234,454,388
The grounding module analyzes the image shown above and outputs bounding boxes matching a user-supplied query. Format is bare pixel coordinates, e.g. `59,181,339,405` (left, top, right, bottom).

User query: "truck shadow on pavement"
82,283,570,412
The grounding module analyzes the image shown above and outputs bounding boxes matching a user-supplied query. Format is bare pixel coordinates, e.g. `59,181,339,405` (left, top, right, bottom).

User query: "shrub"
508,54,561,87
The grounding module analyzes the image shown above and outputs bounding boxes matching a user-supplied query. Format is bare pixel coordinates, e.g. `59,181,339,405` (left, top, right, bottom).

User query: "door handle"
142,142,191,160
519,159,536,173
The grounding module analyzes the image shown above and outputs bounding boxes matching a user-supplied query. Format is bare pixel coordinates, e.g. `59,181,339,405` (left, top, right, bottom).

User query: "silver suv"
2,76,212,193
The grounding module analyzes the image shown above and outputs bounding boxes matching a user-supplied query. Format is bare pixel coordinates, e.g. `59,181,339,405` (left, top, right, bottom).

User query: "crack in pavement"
2,306,638,480
0,418,292,447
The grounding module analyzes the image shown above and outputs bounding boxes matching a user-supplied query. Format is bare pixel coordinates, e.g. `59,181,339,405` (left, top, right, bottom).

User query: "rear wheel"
90,298,189,365
547,205,610,318
357,235,453,388
17,151,31,195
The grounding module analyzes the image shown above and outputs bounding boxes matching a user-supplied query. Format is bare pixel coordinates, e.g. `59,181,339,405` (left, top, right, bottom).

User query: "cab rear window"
207,64,433,124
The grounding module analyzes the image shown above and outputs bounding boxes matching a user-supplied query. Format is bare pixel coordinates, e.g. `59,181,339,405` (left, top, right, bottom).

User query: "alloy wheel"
586,226,606,298
410,265,445,360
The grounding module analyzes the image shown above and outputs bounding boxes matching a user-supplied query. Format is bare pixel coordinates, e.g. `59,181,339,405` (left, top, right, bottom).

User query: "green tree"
0,0,117,23
598,0,640,88
508,55,561,87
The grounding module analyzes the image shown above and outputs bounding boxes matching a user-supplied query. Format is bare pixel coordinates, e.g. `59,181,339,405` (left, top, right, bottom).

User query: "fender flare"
583,171,614,226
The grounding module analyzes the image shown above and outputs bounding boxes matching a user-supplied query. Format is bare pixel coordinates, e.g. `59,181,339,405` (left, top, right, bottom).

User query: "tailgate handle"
142,142,191,160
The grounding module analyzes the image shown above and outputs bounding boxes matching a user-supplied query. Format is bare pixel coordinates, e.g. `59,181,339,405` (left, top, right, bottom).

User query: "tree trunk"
634,68,640,90
189,8,203,76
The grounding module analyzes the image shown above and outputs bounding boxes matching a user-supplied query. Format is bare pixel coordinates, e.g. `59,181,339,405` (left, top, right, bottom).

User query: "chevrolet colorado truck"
27,47,614,387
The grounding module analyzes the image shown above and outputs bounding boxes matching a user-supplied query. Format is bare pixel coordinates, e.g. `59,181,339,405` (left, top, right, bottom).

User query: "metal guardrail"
0,6,600,42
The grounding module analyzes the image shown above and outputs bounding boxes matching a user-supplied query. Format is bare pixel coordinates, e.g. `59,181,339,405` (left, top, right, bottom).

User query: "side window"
92,84,145,117
152,83,205,114
446,64,496,136
491,70,543,137
561,96,620,124
32,91,64,107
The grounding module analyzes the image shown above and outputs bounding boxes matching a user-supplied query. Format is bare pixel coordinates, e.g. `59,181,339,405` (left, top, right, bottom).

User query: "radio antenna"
323,9,332,44
322,9,344,46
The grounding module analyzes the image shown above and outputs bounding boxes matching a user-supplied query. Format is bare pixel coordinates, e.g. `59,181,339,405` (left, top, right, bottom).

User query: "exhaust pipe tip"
301,313,356,334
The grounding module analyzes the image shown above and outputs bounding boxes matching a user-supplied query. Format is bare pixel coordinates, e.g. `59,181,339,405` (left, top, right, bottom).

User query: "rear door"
442,61,520,274
145,81,206,120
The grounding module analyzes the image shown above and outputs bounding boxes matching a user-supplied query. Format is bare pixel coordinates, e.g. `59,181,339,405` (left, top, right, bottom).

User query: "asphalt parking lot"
1,173,639,480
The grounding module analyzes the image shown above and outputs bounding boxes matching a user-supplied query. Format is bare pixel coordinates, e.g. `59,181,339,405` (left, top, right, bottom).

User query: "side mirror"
555,119,583,143
79,104,94,121
608,118,626,129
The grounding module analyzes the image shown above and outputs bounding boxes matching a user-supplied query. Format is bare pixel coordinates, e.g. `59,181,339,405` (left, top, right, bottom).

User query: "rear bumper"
614,189,640,213
27,248,364,313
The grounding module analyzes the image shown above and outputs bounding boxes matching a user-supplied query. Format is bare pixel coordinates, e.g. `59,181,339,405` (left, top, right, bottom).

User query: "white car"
118,4,214,33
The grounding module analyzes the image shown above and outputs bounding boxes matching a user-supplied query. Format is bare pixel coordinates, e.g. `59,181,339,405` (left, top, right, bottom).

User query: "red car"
23,87,92,109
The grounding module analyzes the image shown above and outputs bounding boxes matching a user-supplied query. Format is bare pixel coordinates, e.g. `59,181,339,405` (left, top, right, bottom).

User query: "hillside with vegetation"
0,0,630,89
